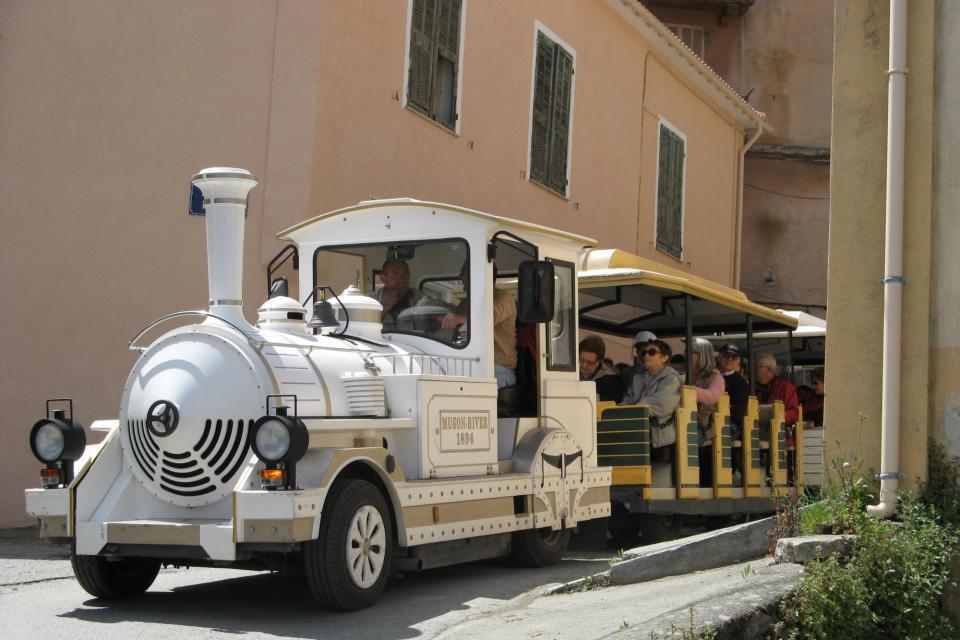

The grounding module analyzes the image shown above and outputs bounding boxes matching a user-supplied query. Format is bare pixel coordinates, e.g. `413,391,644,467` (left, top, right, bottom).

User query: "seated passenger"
716,343,749,440
620,339,682,451
690,338,724,440
802,367,825,427
754,353,800,425
579,335,626,402
441,264,517,388
619,330,658,388
375,259,417,327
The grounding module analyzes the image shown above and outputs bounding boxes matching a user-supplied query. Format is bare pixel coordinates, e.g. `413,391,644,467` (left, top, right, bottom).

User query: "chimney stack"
191,167,258,327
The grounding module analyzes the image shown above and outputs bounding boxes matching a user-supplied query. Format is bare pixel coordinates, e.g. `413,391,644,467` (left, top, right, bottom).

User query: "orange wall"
1,0,744,527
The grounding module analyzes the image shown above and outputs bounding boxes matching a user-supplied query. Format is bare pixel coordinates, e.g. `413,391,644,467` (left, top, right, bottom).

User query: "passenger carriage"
574,249,803,542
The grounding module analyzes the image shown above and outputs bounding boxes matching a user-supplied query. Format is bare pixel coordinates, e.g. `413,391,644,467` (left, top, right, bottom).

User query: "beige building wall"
0,0,324,528
1,0,754,528
827,0,938,486
738,0,832,310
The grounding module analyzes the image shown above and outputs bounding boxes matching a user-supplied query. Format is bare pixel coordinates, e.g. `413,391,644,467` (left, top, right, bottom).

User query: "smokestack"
191,167,258,327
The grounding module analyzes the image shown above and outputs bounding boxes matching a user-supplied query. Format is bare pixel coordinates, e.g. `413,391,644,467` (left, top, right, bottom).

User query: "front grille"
127,418,252,498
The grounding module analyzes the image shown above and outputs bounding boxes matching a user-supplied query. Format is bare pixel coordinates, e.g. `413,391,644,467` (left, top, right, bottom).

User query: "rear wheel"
304,479,393,610
638,513,681,544
511,527,571,567
71,552,161,598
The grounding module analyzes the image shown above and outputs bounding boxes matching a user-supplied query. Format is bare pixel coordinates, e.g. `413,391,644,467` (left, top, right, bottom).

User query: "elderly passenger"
620,339,682,452
754,353,799,425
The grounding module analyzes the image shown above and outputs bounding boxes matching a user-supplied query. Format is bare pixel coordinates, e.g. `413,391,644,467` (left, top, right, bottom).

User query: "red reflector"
40,468,61,487
260,468,284,488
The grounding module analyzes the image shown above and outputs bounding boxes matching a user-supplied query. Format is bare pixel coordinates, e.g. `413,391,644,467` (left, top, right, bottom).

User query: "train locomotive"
25,168,612,610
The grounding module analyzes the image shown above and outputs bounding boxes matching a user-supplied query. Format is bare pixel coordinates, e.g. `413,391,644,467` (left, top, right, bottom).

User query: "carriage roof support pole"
684,294,693,386
869,0,908,519
746,314,755,395
786,329,795,383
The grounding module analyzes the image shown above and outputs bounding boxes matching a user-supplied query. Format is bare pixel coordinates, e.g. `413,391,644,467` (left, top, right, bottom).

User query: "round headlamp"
251,414,308,463
30,416,86,464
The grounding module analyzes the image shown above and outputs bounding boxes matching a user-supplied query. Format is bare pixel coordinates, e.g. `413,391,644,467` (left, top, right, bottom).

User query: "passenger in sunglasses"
619,339,682,453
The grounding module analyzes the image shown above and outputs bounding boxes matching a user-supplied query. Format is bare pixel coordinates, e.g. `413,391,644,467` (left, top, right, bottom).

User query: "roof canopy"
578,249,797,338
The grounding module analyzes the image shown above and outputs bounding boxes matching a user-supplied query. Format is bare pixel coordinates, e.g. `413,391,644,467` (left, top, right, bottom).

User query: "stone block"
774,535,853,564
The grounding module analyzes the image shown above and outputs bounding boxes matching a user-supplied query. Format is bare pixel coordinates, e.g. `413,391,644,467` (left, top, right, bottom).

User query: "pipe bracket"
875,471,905,481
885,67,909,76
880,275,908,285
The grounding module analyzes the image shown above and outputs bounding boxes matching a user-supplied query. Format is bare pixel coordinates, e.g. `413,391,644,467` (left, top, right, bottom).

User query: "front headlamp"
29,402,87,488
251,404,308,491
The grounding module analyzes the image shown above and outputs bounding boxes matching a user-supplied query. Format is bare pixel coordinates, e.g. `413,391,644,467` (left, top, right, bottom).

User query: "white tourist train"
25,168,611,610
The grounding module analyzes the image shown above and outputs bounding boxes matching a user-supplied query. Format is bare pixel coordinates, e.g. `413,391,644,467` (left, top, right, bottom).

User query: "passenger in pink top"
690,338,723,486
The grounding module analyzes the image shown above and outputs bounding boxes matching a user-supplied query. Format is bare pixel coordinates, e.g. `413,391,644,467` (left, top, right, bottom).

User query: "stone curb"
605,561,803,640
609,516,774,585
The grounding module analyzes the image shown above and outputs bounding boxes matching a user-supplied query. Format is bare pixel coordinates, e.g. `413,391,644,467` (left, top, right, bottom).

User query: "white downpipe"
191,167,259,329
733,123,764,288
868,0,907,518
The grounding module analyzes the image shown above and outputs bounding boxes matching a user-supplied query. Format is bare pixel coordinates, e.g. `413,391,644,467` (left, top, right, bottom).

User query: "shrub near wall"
774,448,960,639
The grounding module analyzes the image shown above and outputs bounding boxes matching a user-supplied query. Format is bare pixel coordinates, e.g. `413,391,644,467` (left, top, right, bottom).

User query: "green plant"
646,608,717,639
920,438,960,528
774,454,959,639
769,488,802,554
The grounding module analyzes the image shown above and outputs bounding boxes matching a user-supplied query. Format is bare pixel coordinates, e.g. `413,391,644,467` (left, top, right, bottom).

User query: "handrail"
128,311,260,353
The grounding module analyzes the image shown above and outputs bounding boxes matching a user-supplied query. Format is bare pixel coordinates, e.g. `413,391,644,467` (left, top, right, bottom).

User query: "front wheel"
304,479,393,610
71,552,161,598
511,527,571,567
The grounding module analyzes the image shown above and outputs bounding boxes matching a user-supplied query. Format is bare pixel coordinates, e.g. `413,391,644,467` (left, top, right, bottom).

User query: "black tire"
568,517,608,551
304,479,393,610
638,514,681,544
71,552,161,599
511,527,571,567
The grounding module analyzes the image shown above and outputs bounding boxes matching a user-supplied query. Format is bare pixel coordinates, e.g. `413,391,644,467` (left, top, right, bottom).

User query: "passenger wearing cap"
717,343,749,441
619,339,682,454
620,330,658,388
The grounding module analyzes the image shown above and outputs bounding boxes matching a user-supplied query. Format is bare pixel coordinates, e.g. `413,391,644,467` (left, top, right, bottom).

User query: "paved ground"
0,527,798,639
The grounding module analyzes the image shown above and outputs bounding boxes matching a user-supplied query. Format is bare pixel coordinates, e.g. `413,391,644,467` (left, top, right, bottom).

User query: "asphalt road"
0,539,611,640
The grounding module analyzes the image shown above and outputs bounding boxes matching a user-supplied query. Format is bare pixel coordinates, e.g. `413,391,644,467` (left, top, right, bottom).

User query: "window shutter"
547,46,573,194
408,0,437,114
436,0,460,59
656,126,684,258
530,33,554,186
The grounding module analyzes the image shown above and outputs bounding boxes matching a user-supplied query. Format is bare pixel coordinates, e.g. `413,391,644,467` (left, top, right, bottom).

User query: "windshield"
314,239,470,348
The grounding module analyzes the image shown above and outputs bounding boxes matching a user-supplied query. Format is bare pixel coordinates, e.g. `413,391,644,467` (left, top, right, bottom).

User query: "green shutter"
530,33,554,186
656,125,684,258
436,0,460,57
547,46,573,194
408,0,437,114
433,0,461,127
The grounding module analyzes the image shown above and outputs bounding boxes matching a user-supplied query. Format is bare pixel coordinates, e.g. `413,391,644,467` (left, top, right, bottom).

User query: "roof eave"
606,0,768,133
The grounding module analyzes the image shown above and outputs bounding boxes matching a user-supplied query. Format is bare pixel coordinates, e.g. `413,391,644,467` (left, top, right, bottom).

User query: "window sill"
528,176,569,201
654,245,683,263
404,103,459,137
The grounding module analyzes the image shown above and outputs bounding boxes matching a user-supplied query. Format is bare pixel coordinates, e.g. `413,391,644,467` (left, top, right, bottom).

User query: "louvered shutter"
547,47,573,194
530,33,554,186
408,0,437,114
433,0,461,126
656,126,685,259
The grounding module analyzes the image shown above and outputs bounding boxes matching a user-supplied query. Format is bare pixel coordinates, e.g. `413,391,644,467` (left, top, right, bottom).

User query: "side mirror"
269,277,289,299
517,260,555,323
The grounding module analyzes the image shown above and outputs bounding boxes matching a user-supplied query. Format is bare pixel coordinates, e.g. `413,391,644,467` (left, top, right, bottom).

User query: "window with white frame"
529,29,574,196
407,0,463,131
655,121,685,260
666,24,705,59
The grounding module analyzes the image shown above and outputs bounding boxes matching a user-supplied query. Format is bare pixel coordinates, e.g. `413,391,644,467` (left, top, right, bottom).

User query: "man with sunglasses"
716,344,749,440
619,330,659,389
619,339,682,454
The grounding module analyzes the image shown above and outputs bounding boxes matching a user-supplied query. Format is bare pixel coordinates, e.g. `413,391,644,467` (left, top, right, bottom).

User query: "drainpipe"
868,0,907,519
733,123,764,288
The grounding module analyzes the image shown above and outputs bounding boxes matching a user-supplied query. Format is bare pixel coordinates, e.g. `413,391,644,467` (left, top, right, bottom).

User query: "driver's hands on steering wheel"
440,312,467,331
